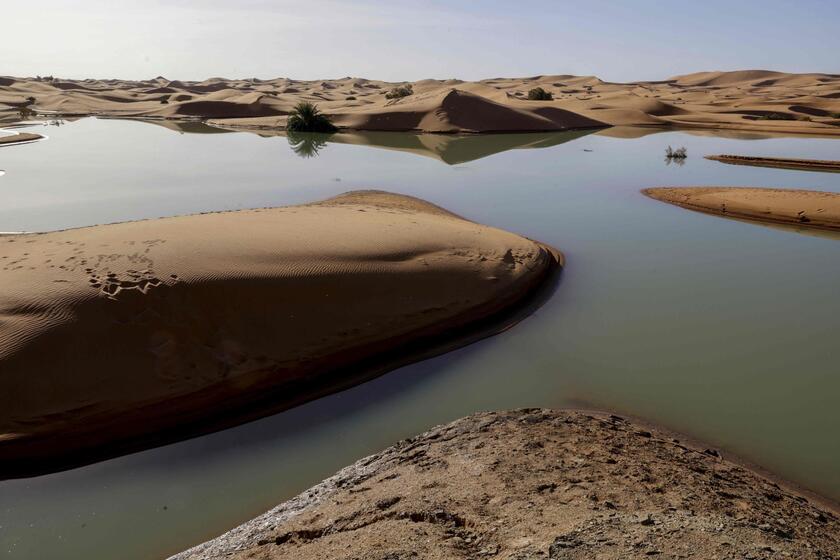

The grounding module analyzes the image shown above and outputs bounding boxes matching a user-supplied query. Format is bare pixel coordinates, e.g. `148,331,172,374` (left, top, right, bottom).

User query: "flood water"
1,118,839,560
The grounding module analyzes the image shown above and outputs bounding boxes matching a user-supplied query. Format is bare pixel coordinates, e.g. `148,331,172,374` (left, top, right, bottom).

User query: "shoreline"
170,408,839,560
0,191,563,479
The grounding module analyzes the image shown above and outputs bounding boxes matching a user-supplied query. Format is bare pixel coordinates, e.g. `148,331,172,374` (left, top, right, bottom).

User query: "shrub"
829,112,840,119
757,112,795,121
286,102,337,132
527,87,553,101
345,96,356,101
665,146,687,159
384,84,413,99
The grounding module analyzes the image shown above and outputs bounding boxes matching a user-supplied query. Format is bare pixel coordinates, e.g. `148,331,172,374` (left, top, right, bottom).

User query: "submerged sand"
2,70,839,135
171,409,839,560
0,191,561,477
643,187,840,231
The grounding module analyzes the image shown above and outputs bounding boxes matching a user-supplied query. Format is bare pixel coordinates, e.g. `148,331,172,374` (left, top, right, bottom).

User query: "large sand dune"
2,70,839,134
0,191,561,477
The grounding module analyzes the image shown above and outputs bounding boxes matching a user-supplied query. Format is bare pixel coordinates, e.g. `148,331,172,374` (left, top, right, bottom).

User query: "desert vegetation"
286,102,337,132
384,84,413,99
665,146,688,164
757,112,796,121
527,87,553,100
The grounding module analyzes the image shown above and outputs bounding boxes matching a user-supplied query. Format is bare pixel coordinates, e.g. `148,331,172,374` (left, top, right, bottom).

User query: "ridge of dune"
643,187,840,231
170,409,840,560
0,190,562,478
332,88,605,133
2,70,838,135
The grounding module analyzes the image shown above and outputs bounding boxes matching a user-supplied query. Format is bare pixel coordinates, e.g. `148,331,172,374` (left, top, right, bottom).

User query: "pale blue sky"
2,0,838,81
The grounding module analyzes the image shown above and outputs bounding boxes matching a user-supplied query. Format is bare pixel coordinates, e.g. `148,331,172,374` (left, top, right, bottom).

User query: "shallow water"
1,118,839,560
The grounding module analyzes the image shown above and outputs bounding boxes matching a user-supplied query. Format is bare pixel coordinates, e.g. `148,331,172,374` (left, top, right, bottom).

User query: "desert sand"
0,130,43,146
171,409,839,560
706,154,840,173
0,191,561,477
2,70,839,134
644,187,840,231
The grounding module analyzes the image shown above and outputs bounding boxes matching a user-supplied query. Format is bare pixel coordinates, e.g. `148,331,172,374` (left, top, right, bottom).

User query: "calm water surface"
1,119,839,559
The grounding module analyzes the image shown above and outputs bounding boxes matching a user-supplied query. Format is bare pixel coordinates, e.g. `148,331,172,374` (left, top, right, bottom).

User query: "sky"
2,0,839,82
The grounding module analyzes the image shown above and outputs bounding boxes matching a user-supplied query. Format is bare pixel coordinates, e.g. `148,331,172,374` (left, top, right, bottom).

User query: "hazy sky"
3,0,838,82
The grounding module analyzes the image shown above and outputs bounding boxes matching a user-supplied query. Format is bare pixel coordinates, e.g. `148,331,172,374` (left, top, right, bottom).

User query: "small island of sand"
171,409,839,560
643,187,840,231
706,154,840,173
0,191,561,478
0,131,43,146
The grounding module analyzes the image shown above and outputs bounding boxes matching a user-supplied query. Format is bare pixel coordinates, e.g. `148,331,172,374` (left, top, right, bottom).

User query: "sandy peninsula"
171,409,839,560
0,131,43,146
2,70,839,135
643,187,840,231
706,154,840,173
0,191,561,478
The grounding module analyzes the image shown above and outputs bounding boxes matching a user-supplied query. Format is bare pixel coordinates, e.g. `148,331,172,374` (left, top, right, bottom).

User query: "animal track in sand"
86,268,176,299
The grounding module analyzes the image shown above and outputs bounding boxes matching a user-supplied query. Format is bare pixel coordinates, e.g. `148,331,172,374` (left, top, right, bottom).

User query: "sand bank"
706,154,840,173
0,191,561,478
2,70,839,135
0,131,43,146
171,409,839,560
643,187,840,231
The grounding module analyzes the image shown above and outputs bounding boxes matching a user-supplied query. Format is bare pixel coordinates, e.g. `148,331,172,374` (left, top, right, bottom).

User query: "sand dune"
0,191,561,477
643,187,840,231
2,70,838,134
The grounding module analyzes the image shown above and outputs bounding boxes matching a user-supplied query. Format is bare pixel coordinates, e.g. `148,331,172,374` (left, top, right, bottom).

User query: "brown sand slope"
171,410,839,560
0,131,43,146
706,154,840,173
643,187,840,231
0,191,561,477
2,70,839,134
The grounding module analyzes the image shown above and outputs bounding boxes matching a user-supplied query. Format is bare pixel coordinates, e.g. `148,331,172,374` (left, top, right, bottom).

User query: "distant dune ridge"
0,191,561,477
2,70,839,134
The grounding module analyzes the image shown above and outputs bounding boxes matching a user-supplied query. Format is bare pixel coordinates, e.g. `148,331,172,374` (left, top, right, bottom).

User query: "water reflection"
285,129,599,164
287,131,332,158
